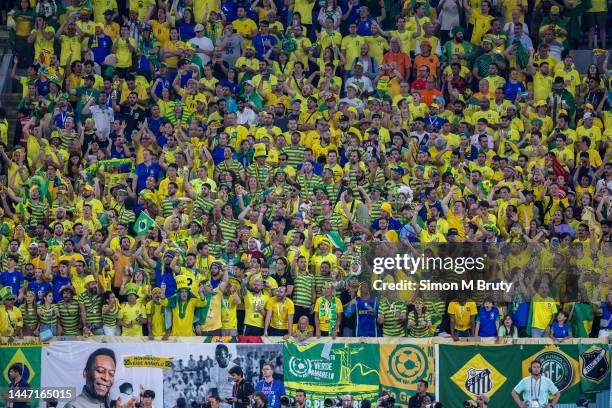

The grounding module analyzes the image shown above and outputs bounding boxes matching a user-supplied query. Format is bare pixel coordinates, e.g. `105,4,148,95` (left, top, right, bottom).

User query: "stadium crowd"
0,0,610,343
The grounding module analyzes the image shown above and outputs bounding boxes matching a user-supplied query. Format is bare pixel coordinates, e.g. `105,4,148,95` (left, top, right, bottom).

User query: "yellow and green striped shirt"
380,300,407,337
58,301,80,335
293,272,315,308
77,292,103,325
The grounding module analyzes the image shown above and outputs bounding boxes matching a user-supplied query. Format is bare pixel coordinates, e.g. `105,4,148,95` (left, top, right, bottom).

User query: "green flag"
438,344,522,407
579,344,610,394
283,342,379,404
133,211,154,236
0,345,42,405
326,231,346,251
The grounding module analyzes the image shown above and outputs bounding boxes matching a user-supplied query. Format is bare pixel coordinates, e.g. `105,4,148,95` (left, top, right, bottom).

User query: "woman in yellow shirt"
162,27,184,69
471,1,494,46
112,25,136,74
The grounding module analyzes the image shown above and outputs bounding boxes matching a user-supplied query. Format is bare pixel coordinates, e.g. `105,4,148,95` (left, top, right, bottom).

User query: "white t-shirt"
191,36,214,66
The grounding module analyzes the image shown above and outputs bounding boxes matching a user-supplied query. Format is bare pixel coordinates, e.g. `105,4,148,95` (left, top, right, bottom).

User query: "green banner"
284,342,379,403
521,344,584,404
578,344,610,394
0,344,42,406
439,344,522,407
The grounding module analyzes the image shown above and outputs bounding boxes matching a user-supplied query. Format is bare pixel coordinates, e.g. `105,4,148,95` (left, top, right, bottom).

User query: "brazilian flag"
133,211,154,236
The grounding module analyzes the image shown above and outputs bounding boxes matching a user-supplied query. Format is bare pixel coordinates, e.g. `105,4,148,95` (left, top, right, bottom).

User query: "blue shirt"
135,162,163,192
346,296,380,337
178,21,195,41
89,35,113,65
356,18,374,36
52,274,71,303
253,34,277,60
503,81,526,101
0,270,23,296
551,322,570,338
146,115,165,138
28,280,52,304
476,306,500,337
255,379,285,408
221,0,238,22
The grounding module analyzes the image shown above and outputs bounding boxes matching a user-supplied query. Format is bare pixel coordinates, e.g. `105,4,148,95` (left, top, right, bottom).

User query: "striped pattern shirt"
117,205,136,225
208,241,223,259
19,304,38,327
323,183,341,204
77,292,103,325
38,304,58,325
293,272,315,308
28,199,49,225
102,302,119,327
407,310,433,338
214,160,244,179
194,196,216,214
246,163,272,186
160,198,176,217
219,218,239,241
58,301,80,335
297,174,323,200
314,274,333,298
282,146,305,167
380,300,407,337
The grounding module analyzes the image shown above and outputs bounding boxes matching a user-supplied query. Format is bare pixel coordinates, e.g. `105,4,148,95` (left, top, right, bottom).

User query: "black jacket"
232,379,255,408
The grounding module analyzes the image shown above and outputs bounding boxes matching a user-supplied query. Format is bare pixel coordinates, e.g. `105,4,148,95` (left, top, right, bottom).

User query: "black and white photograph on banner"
41,342,166,408
162,343,283,408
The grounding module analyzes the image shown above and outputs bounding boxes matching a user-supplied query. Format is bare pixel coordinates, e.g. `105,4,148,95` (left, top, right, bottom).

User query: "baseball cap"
194,23,204,32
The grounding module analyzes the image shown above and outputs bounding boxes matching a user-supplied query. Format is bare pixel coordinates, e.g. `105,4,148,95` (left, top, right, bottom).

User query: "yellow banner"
379,344,435,404
123,355,174,369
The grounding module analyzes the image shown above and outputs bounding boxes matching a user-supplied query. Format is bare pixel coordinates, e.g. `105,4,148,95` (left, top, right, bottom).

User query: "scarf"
549,153,570,183
318,296,337,335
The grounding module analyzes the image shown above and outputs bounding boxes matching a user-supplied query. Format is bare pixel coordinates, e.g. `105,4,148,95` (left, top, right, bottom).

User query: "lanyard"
276,302,284,319
530,377,542,400
59,110,68,126
261,380,273,393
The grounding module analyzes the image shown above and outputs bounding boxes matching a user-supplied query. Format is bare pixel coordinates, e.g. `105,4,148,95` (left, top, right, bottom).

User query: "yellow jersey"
266,297,295,330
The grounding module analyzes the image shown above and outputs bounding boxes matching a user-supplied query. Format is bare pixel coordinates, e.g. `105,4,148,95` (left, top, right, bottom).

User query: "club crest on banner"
450,354,506,399
580,346,610,383
522,347,579,392
387,345,429,386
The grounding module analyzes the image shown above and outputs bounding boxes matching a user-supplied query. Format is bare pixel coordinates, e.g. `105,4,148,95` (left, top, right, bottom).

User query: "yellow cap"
83,275,96,286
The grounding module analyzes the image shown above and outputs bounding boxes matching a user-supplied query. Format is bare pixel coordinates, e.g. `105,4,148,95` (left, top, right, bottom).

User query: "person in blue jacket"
344,283,380,337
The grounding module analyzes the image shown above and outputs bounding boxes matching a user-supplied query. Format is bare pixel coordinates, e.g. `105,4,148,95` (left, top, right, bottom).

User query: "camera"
378,396,395,408
280,396,296,407
323,397,342,407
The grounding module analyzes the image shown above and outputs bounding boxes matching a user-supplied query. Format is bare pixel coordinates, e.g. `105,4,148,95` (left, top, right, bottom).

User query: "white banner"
41,342,283,408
